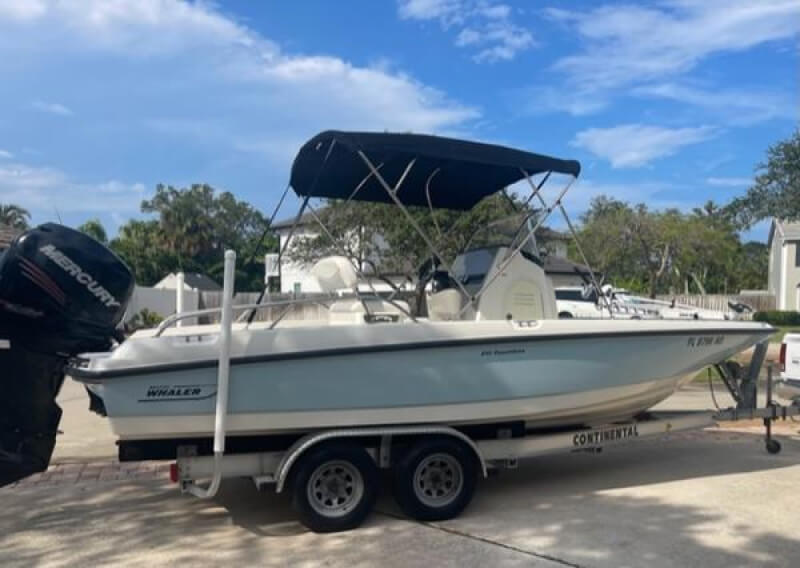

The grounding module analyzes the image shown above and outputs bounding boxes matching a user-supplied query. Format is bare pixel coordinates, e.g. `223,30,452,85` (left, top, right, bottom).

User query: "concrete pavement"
1,379,799,567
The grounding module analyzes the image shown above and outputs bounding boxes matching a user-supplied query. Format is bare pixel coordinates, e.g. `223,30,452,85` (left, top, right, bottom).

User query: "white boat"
75,316,769,445
0,130,774,484
72,131,772,449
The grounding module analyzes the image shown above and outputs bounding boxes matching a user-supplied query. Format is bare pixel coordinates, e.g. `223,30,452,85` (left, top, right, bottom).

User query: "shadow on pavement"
1,431,798,567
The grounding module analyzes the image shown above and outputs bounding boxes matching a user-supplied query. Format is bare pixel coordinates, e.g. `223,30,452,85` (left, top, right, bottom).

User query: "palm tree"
0,204,31,230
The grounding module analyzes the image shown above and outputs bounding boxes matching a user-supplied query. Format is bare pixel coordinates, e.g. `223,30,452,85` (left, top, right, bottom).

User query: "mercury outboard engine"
0,223,133,487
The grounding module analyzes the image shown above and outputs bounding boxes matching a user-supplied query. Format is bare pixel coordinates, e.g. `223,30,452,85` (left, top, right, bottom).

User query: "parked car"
554,286,656,320
777,332,800,401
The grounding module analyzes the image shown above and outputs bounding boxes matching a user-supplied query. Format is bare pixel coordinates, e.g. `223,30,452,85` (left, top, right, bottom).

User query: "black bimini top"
290,130,581,211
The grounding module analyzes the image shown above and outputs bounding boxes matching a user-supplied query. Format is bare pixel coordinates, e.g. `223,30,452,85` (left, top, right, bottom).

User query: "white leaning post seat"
310,256,359,293
311,256,409,324
428,289,463,321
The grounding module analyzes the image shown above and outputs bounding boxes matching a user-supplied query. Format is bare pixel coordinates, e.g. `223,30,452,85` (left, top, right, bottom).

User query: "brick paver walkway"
7,461,172,489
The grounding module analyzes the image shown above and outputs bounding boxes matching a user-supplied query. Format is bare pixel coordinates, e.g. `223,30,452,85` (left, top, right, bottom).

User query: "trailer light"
779,343,786,373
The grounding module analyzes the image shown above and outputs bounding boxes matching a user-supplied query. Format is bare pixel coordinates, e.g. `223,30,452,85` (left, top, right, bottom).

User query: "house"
271,211,591,293
768,219,800,311
154,272,222,292
271,211,331,293
0,224,20,253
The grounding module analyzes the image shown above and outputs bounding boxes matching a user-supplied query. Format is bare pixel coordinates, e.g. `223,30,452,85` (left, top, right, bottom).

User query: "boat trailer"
160,252,800,532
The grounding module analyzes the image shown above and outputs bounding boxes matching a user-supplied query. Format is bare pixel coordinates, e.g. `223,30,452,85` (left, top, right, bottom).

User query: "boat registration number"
687,335,724,347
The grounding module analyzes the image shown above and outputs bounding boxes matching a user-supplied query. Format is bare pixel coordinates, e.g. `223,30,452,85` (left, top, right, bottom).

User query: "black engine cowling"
0,223,133,487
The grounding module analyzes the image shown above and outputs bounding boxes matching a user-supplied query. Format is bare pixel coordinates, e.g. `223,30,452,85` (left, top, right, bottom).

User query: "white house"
271,212,590,293
768,219,800,311
154,272,221,292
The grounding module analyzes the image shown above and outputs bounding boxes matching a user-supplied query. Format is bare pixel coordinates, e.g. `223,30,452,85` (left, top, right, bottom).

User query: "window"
293,282,302,294
795,243,800,267
555,288,598,303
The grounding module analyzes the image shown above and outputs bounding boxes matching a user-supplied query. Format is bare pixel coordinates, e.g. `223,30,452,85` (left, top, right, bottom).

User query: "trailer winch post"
738,339,769,410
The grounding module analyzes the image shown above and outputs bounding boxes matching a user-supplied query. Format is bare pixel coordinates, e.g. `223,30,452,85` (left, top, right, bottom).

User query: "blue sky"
0,0,797,241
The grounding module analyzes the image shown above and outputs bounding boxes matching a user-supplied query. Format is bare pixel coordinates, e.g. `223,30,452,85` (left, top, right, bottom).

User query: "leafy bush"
125,308,164,333
753,310,800,326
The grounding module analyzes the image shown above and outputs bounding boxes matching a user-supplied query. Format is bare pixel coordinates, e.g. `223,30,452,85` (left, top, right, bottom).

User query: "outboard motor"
0,223,133,487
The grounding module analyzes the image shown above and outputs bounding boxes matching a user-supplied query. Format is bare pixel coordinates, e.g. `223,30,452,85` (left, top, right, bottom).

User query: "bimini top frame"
272,130,605,320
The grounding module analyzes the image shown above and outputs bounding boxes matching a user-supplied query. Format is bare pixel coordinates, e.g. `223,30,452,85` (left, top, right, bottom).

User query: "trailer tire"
392,437,477,522
290,442,378,533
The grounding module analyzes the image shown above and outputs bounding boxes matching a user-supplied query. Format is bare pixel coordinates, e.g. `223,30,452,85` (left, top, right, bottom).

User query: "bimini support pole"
185,249,236,498
356,150,474,307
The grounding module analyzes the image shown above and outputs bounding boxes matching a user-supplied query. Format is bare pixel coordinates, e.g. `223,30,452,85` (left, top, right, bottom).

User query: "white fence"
123,285,199,323
655,293,776,313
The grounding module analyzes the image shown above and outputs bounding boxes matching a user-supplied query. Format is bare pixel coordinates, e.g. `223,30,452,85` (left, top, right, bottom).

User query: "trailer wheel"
392,437,478,522
766,439,782,454
290,443,378,533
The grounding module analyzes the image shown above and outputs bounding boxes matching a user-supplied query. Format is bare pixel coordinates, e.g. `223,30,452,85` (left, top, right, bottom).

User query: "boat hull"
75,320,772,440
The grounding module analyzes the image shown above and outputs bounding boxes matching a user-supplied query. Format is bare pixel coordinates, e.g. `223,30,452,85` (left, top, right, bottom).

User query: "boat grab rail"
152,294,401,337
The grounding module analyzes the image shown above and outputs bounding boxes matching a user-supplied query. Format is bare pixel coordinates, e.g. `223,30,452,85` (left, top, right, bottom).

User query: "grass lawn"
770,326,800,343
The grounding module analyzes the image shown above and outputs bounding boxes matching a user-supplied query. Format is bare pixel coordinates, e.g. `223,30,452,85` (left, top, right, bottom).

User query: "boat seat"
328,298,411,325
428,289,463,321
311,256,358,293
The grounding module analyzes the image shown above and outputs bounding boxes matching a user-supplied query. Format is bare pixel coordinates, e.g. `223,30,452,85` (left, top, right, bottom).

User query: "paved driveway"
1,380,799,567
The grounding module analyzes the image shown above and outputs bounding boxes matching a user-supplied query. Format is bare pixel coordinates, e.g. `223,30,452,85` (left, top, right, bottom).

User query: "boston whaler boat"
0,131,788,532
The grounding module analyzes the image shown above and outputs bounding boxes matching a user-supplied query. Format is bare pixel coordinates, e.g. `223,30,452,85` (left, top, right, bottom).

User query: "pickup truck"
777,332,800,401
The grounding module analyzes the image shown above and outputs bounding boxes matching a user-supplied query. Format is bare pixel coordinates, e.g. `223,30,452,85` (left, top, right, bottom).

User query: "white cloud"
398,0,464,24
0,0,46,21
0,0,259,57
706,177,753,187
0,160,146,214
571,124,718,168
30,100,74,116
634,83,797,125
398,0,534,62
535,1,800,122
2,1,476,135
548,1,800,90
0,149,12,159
0,0,481,223
515,86,607,117
547,0,800,87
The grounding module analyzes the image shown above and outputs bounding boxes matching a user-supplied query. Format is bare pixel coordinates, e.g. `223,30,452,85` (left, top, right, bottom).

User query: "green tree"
109,220,178,286
727,129,800,226
576,195,753,297
111,185,276,289
287,193,526,278
77,218,108,243
0,204,31,230
733,241,768,291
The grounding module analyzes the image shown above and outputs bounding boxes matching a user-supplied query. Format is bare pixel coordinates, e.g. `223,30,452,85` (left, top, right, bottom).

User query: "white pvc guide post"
175,272,185,327
185,250,235,498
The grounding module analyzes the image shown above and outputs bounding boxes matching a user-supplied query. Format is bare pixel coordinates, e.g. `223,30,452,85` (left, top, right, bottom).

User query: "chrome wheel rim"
307,460,364,518
413,453,463,508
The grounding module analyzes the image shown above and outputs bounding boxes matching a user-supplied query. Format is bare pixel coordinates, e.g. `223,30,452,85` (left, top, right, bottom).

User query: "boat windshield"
450,212,544,295
463,212,541,259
